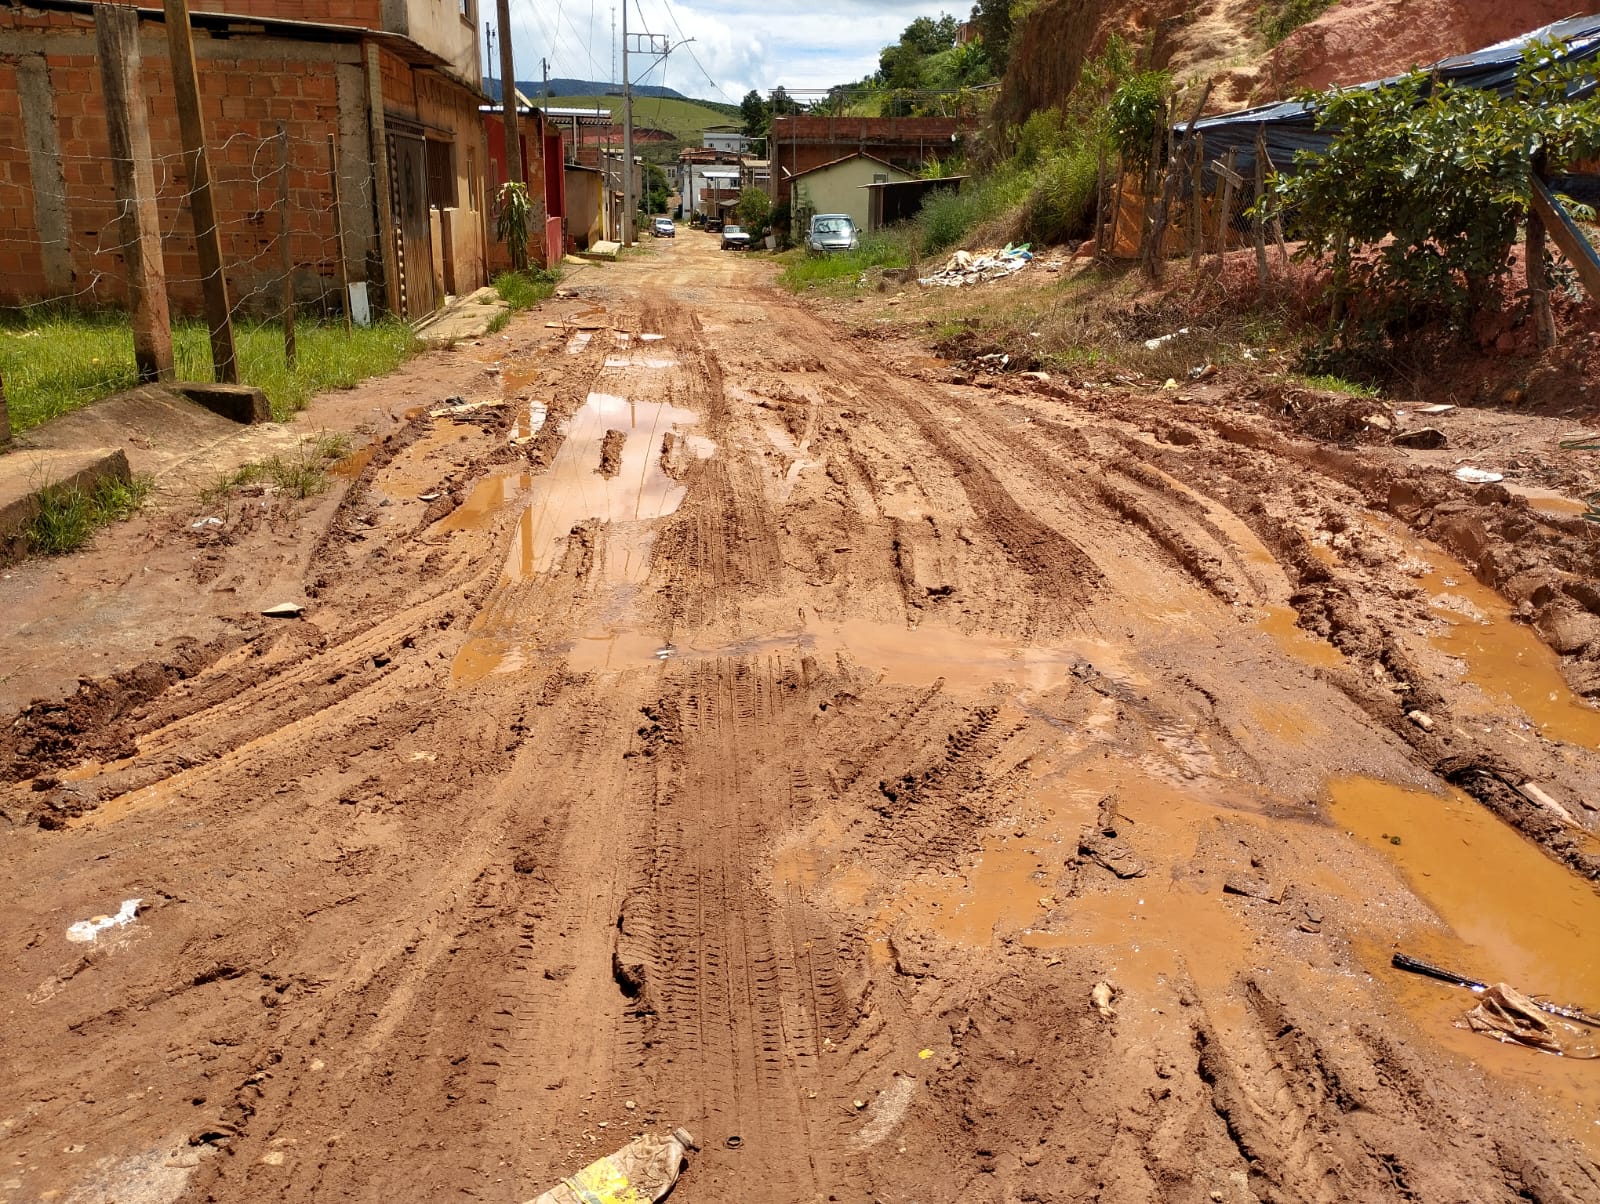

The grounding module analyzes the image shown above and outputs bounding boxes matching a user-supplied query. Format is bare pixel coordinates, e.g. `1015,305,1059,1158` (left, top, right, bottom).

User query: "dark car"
720,224,752,251
651,217,675,238
703,216,723,233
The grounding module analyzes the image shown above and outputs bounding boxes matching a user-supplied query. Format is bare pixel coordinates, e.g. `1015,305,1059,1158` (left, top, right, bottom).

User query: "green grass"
198,430,352,507
493,267,560,311
543,95,735,143
0,313,416,433
1297,372,1381,397
776,233,916,292
24,472,153,557
1257,0,1336,46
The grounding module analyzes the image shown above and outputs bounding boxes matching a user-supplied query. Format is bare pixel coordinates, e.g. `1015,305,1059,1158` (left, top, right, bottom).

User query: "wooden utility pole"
495,0,525,268
163,0,236,382
277,125,297,368
328,134,352,332
96,2,174,383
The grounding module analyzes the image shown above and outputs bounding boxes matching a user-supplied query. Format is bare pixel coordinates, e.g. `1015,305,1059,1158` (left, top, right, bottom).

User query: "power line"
654,0,736,103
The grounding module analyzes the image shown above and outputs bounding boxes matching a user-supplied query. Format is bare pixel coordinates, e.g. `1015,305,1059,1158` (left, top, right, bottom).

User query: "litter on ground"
918,244,1033,287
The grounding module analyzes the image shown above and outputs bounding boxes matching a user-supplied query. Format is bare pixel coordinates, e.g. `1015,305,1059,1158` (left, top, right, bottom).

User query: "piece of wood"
1253,127,1269,285
1190,131,1204,268
1094,143,1108,260
1214,148,1238,266
1258,141,1289,264
1531,173,1600,304
163,0,236,383
0,369,11,446
96,2,173,383
1107,163,1124,258
327,134,352,333
365,43,400,317
277,125,297,369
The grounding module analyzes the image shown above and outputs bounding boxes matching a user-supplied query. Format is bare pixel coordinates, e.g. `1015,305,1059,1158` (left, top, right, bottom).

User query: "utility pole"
542,57,550,108
621,0,631,246
163,0,236,383
495,0,524,268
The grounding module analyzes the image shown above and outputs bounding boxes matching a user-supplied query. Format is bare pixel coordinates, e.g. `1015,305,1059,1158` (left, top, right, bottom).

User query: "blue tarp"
1183,15,1600,179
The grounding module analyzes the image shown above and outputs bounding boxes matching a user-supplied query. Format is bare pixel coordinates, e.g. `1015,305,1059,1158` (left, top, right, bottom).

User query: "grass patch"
0,312,416,433
198,431,352,507
493,267,560,311
777,232,916,292
1256,0,1335,46
1296,372,1380,397
25,472,153,557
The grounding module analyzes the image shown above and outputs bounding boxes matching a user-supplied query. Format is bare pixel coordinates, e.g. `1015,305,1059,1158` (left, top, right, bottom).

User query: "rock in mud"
1078,794,1146,879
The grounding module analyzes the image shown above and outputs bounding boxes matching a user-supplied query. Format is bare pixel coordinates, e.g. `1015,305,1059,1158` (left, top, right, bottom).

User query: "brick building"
0,0,492,319
769,114,970,211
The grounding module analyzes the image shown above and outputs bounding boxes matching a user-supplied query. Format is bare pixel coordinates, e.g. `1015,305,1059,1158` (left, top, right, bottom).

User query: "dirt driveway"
4,233,1600,1204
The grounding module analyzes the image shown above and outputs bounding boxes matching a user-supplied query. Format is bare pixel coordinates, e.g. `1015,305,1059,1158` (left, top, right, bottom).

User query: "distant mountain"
483,77,692,102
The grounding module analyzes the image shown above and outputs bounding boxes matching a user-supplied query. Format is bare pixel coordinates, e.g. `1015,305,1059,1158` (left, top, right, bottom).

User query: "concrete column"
16,53,73,297
364,42,400,315
335,62,376,285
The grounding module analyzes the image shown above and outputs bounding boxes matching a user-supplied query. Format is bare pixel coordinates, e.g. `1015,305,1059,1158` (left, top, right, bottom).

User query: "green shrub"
1257,0,1335,47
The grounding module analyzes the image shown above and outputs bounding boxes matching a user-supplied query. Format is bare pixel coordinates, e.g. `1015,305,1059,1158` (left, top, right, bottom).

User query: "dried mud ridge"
3,242,1599,1204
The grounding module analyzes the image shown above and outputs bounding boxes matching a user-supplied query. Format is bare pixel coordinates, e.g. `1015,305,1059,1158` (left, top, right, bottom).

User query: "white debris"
1454,467,1504,484
67,898,141,943
1143,328,1190,351
918,244,1033,287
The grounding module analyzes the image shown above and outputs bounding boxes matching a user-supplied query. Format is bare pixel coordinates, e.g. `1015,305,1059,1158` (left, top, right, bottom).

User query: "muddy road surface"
6,234,1600,1204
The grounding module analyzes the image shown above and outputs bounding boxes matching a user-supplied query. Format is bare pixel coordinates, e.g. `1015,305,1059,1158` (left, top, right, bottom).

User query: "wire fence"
0,127,372,324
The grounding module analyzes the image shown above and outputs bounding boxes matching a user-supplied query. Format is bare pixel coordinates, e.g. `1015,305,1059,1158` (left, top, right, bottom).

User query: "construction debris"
528,1128,696,1204
1460,983,1600,1058
918,244,1033,287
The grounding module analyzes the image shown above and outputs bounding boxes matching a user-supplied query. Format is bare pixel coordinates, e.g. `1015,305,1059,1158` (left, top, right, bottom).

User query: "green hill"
542,94,738,143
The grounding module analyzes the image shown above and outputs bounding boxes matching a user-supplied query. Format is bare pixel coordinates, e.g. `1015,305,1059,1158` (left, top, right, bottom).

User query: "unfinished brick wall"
0,9,375,314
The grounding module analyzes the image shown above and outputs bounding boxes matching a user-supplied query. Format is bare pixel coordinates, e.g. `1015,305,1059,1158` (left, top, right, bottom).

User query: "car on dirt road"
651,217,674,238
806,213,858,253
720,224,751,251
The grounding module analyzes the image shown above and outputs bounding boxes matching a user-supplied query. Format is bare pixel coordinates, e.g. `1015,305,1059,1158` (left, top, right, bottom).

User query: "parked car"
651,216,675,238
703,216,723,233
806,213,858,253
720,224,752,251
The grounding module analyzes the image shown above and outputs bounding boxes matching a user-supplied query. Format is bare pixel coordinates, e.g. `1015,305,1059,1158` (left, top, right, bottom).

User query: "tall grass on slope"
778,233,915,291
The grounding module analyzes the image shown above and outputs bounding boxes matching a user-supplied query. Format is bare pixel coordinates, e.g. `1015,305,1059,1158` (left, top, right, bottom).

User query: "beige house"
788,152,914,232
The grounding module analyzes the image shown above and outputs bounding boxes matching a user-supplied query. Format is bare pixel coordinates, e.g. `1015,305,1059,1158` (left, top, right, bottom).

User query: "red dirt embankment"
997,0,1600,120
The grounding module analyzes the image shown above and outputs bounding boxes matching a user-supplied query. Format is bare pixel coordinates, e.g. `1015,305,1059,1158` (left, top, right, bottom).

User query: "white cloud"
505,0,963,99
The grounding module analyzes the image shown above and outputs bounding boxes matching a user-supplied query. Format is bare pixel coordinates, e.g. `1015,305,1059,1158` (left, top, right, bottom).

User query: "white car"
806,214,858,253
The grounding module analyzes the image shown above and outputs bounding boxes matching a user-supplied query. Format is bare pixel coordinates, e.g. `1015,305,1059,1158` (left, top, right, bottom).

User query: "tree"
739,89,768,140
901,14,957,55
970,0,1013,66
639,162,669,215
1273,40,1600,334
735,187,772,235
878,42,925,90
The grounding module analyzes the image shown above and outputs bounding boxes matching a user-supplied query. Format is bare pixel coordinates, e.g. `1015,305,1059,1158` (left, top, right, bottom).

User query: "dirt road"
6,234,1600,1204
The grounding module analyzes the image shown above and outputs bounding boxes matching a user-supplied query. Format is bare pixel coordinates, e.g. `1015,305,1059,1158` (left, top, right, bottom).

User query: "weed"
1297,373,1381,397
196,431,351,506
1257,0,1335,46
493,268,560,311
24,471,153,556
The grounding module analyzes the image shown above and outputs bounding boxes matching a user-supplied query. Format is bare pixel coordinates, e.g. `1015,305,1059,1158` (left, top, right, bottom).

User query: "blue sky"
507,0,956,99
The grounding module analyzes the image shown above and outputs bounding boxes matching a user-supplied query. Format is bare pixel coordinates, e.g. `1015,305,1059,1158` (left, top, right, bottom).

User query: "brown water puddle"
330,445,376,480
1329,776,1600,1147
867,761,1257,992
1401,535,1600,748
1256,604,1346,670
501,393,698,583
438,471,531,532
373,422,475,498
1517,490,1592,518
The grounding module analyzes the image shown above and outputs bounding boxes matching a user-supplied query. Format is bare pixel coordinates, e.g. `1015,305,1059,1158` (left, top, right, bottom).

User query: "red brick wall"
0,12,361,314
189,0,383,33
769,114,973,183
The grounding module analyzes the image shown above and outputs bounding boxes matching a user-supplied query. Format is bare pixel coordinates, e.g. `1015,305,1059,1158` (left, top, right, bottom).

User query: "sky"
504,0,959,100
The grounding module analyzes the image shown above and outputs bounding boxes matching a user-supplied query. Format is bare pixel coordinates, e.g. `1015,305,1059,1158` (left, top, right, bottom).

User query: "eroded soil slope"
4,237,1600,1204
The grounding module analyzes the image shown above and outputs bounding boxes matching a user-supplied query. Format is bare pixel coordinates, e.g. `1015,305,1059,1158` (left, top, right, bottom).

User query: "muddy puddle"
438,472,531,532
1330,776,1600,1145
1395,529,1600,748
1256,604,1346,669
502,393,699,582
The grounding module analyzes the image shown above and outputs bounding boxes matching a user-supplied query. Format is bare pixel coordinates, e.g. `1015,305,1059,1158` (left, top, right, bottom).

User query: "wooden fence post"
1253,128,1269,285
1094,144,1108,261
1214,148,1239,270
163,0,237,383
328,134,352,333
1527,158,1556,349
0,370,11,446
1190,132,1204,269
95,2,174,384
277,125,297,368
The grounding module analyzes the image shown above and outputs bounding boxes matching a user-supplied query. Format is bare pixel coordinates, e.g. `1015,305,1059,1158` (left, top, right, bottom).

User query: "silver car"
806,214,858,253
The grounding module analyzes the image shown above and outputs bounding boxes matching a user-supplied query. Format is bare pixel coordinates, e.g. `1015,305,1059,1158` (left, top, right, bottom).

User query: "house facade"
0,0,491,318
787,153,914,233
